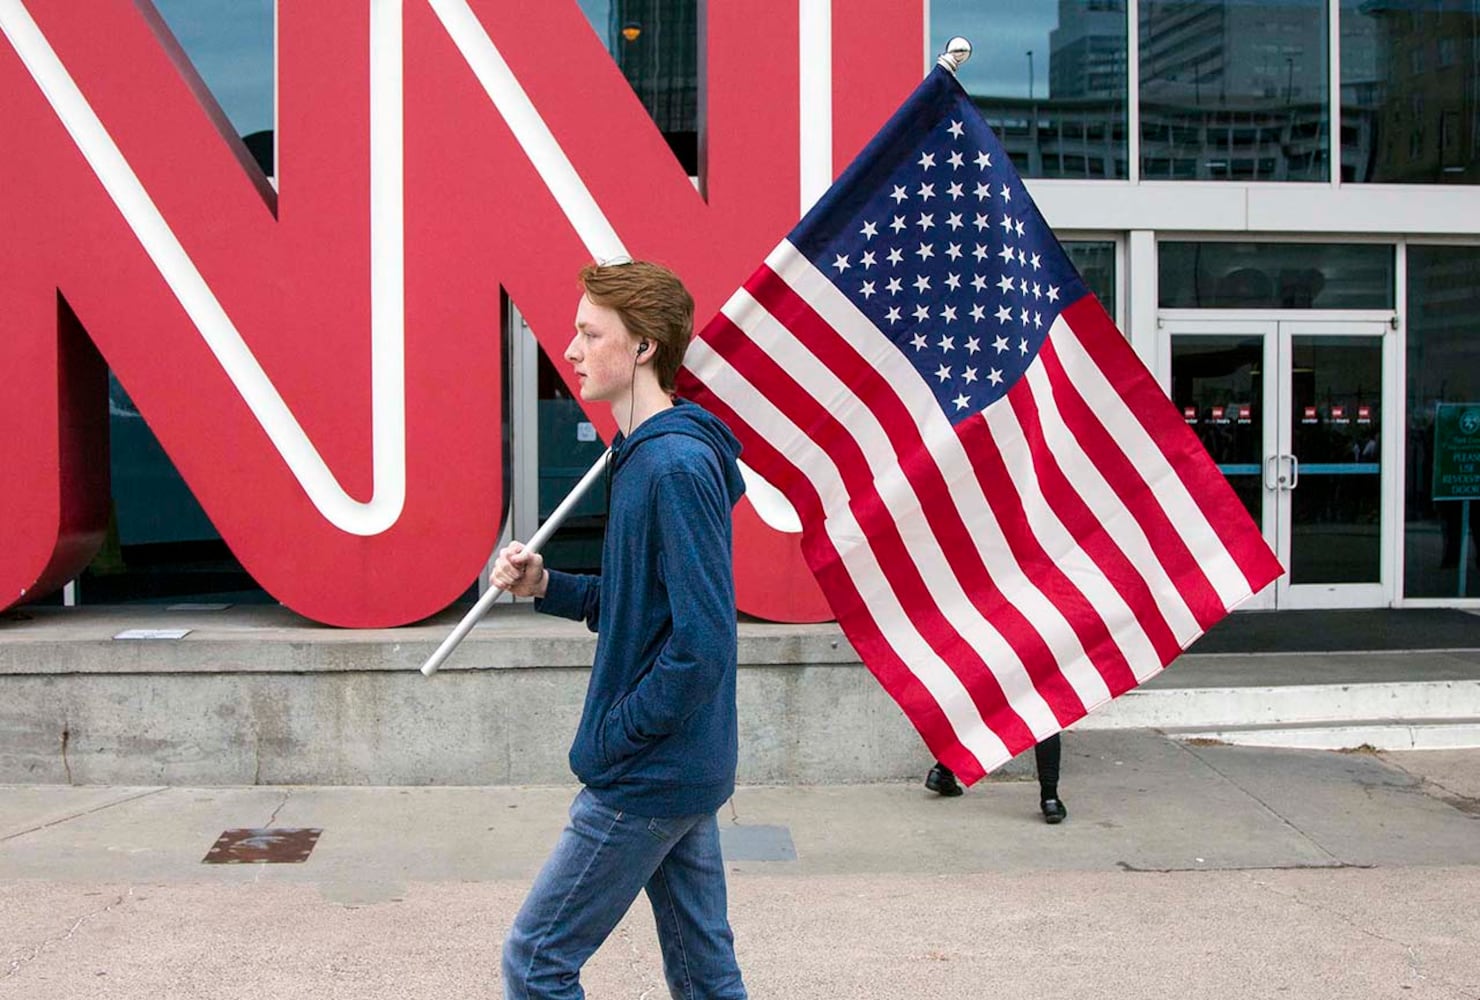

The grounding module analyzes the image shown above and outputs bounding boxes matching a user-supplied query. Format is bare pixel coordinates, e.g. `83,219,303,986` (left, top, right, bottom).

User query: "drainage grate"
202,828,322,864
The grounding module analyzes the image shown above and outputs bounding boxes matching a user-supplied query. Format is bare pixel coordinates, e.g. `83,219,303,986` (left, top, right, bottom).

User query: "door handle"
1264,455,1280,491
1271,454,1294,491
1287,455,1299,490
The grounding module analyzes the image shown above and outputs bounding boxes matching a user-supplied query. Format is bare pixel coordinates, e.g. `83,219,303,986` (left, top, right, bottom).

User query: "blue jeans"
502,788,747,1000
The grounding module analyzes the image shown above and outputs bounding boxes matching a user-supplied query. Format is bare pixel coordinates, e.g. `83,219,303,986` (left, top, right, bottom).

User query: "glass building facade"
62,0,1480,610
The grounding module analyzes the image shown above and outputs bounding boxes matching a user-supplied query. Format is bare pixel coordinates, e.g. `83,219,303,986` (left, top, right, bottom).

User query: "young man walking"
491,259,748,1000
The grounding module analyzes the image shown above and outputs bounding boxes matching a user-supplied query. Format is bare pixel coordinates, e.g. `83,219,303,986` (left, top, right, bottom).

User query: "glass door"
1277,321,1395,608
1166,319,1396,609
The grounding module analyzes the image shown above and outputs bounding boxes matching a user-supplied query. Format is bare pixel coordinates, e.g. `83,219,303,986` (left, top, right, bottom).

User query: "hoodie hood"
611,399,745,506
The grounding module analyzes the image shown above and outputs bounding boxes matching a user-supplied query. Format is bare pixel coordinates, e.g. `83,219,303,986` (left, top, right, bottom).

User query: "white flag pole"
420,447,611,676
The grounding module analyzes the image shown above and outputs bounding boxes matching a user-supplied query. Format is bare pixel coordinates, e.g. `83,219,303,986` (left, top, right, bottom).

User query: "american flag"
678,66,1282,782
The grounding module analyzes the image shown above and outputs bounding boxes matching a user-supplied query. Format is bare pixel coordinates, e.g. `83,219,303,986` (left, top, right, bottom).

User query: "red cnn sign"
0,0,923,626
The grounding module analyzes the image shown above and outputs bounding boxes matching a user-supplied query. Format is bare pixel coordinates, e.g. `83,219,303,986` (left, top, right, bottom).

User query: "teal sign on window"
1433,403,1480,501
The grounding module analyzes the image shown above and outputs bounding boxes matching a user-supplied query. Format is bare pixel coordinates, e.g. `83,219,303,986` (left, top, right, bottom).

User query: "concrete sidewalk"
4,730,1478,998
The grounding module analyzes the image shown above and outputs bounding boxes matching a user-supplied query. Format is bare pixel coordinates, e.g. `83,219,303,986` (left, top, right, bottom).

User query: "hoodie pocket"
598,696,646,770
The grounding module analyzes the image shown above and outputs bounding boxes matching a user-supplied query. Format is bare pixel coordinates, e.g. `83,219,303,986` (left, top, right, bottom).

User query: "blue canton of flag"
790,87,1086,424
681,65,1282,783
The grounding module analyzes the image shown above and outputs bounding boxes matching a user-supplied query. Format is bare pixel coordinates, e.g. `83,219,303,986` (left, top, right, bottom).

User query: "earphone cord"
627,342,645,439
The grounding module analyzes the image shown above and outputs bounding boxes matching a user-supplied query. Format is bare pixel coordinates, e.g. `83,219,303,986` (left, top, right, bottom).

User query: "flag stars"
1020,307,1030,325
947,151,965,171
1030,252,1041,271
997,275,1016,294
944,272,961,290
935,363,952,383
946,212,964,231
938,333,955,351
966,336,981,354
946,243,964,261
1019,337,1030,354
832,254,850,272
1047,285,1060,302
1034,313,1043,329
1015,220,1026,237
975,151,992,168
969,305,986,323
917,182,936,201
909,332,929,352
953,393,971,411
890,215,908,234
940,306,957,325
1000,183,1012,201
918,151,937,171
975,182,992,200
973,213,991,231
962,366,978,384
997,245,1016,264
1019,277,1029,294
916,213,935,231
860,220,878,240
1000,215,1014,233
915,243,935,261
887,247,904,266
988,367,1004,385
973,244,990,261
886,276,903,294
890,185,908,204
913,304,932,322
859,281,876,299
861,251,877,270
885,306,902,324
1031,282,1041,299
971,274,989,292
994,306,1013,325
947,182,965,200
947,119,965,138
993,334,1010,353
913,274,932,293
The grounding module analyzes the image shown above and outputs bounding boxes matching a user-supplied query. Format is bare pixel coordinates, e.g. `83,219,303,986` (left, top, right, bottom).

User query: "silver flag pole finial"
936,36,973,75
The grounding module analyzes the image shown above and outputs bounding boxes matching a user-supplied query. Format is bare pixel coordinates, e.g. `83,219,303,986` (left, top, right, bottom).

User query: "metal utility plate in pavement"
202,827,322,864
721,824,796,862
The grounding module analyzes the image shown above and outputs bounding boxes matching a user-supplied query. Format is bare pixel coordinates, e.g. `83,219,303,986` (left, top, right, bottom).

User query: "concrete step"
1074,678,1480,732
1162,719,1480,752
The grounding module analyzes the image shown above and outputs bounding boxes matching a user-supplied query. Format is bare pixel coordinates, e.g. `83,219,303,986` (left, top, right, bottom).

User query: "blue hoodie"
535,400,745,817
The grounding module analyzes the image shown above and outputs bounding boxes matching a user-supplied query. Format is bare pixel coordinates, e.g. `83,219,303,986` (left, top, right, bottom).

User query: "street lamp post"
1027,49,1035,100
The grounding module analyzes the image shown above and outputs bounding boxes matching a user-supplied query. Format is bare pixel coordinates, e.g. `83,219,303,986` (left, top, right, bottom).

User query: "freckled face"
566,294,639,404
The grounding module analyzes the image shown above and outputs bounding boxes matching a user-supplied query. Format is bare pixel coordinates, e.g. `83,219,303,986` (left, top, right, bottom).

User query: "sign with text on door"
1434,404,1480,501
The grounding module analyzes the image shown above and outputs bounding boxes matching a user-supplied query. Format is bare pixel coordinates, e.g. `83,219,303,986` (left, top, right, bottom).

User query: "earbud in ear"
636,342,649,356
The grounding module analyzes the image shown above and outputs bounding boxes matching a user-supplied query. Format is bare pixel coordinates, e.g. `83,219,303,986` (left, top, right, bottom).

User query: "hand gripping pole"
420,448,611,676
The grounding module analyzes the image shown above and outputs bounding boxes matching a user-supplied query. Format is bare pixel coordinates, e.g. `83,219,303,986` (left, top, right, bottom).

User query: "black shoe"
1041,798,1067,824
925,763,963,797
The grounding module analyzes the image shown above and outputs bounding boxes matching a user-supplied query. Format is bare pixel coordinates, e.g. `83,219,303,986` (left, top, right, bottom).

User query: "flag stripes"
686,242,1276,774
680,66,1281,777
684,337,1017,776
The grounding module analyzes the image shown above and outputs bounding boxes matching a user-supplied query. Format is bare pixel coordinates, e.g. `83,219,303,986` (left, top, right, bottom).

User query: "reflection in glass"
581,0,699,173
1171,336,1265,525
1405,247,1480,597
1064,240,1117,317
932,0,1129,178
1140,0,1329,180
154,0,273,172
1341,0,1480,183
1159,241,1394,308
1288,336,1383,584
